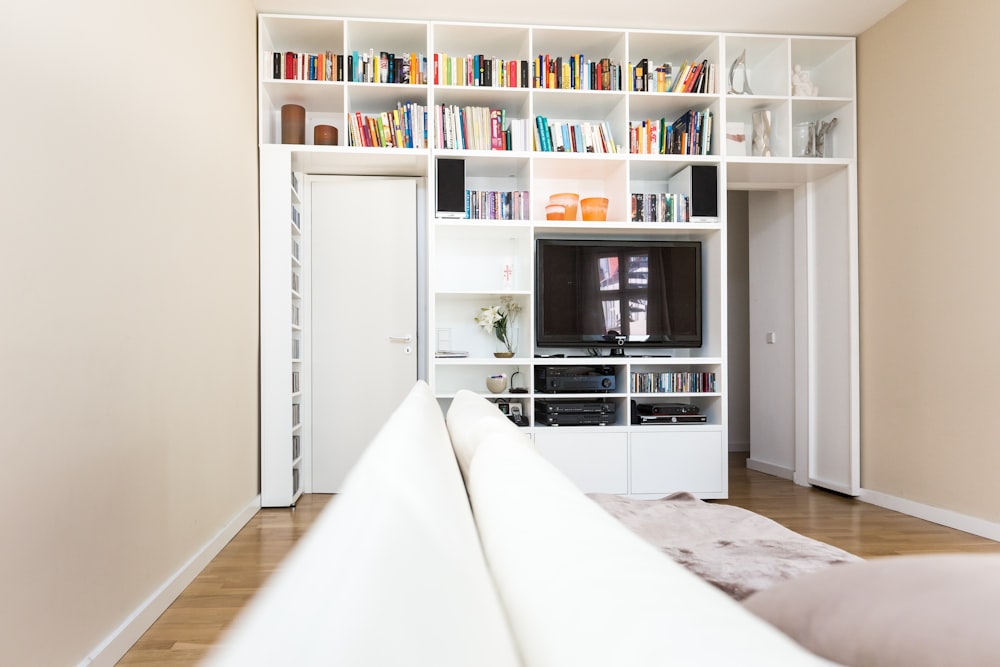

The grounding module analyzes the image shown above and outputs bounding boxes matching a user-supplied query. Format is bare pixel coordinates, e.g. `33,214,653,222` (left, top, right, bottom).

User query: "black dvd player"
535,411,615,426
637,402,700,416
536,398,615,414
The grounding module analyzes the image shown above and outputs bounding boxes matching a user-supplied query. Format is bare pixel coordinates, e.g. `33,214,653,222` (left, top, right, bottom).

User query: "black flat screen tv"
535,238,702,352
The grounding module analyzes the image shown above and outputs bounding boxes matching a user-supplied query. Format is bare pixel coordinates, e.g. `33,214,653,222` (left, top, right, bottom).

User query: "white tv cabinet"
257,14,858,504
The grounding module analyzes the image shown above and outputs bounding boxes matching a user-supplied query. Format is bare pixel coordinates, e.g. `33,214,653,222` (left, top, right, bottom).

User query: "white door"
310,176,419,492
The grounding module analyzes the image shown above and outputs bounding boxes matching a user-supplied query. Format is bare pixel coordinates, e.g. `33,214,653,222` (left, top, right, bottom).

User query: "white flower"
474,299,521,354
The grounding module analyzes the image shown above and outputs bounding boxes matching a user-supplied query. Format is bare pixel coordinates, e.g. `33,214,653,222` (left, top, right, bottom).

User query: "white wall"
747,191,796,475
0,1,260,665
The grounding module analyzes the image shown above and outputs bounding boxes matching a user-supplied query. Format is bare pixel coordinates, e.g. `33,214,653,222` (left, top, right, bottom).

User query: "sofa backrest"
451,389,840,667
205,381,521,666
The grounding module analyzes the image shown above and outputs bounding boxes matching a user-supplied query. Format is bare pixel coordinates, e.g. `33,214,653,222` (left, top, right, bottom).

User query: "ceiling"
255,0,907,36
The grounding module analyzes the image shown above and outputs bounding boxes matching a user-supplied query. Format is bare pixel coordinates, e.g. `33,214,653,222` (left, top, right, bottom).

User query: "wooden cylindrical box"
280,104,306,144
314,124,338,146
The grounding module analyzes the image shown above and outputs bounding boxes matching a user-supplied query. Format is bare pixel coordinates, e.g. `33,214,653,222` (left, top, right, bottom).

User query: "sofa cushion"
465,428,839,667
446,388,534,478
743,553,1000,667
205,381,520,667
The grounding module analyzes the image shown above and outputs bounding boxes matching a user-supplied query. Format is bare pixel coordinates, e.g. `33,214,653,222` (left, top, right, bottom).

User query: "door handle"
388,334,413,343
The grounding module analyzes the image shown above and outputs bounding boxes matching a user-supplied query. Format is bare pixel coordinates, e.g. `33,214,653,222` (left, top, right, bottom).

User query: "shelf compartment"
630,394,722,426
532,154,628,220
627,95,721,157
260,83,346,146
725,96,791,158
432,23,531,87
790,99,855,159
433,292,531,359
722,36,789,97
434,360,531,395
627,31,720,93
790,37,855,100
433,225,532,292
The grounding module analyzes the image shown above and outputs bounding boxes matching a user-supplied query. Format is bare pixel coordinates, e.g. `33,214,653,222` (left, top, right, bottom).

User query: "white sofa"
204,381,839,666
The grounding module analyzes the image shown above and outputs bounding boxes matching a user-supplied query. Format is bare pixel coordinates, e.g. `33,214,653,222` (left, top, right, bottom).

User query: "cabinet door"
533,430,628,494
629,430,724,496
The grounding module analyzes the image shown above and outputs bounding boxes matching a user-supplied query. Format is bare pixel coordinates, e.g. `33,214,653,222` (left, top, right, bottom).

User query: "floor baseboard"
859,489,1000,543
78,496,261,667
746,457,794,480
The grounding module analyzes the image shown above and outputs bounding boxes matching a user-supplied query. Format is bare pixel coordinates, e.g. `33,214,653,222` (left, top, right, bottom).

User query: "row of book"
263,50,428,84
630,371,717,394
534,116,619,154
435,105,532,151
534,54,622,91
347,102,428,148
434,54,531,88
265,50,715,94
630,192,691,223
629,110,714,156
465,190,531,221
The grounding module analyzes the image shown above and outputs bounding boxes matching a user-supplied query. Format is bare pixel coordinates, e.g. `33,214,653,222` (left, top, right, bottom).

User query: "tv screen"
535,239,702,351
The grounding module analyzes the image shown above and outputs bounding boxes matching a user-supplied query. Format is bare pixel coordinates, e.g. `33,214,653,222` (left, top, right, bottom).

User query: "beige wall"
0,1,259,665
858,0,1000,521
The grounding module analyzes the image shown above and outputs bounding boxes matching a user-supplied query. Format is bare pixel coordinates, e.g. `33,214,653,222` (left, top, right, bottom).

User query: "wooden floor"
116,454,1000,665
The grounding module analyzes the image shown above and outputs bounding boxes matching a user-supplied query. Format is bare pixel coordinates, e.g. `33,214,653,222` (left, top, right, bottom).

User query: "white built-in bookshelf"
258,14,858,505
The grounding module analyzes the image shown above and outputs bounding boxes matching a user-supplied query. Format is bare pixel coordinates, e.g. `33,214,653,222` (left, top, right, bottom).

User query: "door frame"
734,166,860,496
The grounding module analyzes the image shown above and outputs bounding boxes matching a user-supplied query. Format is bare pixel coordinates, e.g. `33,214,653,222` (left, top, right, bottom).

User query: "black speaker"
436,158,466,218
671,164,718,219
689,165,718,218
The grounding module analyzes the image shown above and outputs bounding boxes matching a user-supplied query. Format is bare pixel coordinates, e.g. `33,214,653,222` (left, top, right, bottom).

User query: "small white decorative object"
793,121,816,157
502,256,513,289
752,110,772,157
725,121,748,156
486,374,508,394
791,65,818,97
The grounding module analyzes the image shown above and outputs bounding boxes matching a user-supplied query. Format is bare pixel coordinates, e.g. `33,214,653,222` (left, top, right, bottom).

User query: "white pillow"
744,554,1000,667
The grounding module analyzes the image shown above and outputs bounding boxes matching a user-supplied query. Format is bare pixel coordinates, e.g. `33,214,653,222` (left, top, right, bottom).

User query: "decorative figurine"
728,49,754,95
791,65,818,97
